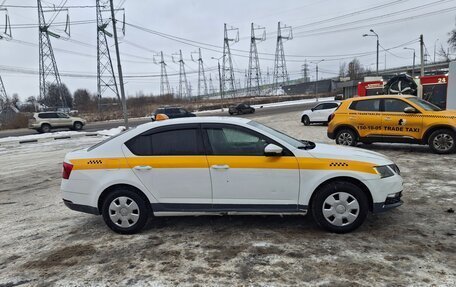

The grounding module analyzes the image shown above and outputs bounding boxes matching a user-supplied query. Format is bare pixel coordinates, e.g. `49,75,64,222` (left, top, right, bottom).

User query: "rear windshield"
87,129,132,151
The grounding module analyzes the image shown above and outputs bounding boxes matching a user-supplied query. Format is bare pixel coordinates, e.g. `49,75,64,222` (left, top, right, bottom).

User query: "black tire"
302,115,310,126
251,109,255,114
73,122,83,131
229,111,233,115
335,128,357,146
312,181,369,233
102,188,150,234
40,124,51,133
428,129,456,154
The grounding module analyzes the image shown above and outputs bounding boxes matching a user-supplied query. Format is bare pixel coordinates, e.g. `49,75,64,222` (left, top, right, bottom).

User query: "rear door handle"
349,116,356,120
134,165,152,171
211,164,230,170
384,117,391,121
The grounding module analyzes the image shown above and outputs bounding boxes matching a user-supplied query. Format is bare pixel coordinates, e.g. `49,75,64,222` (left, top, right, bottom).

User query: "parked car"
229,103,255,115
61,117,403,234
327,95,456,154
301,101,340,126
29,112,86,133
151,107,196,121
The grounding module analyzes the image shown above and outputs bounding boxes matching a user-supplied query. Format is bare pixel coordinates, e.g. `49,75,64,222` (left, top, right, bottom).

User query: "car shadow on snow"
357,143,431,154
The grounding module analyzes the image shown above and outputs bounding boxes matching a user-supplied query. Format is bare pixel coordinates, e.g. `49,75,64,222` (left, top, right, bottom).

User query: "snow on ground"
0,126,126,145
0,111,455,286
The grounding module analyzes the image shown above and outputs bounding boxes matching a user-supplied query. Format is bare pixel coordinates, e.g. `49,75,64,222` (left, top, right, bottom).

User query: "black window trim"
125,123,205,156
200,123,294,156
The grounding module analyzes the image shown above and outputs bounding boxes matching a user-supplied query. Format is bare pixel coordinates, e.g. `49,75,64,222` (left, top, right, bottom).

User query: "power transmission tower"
222,23,239,98
272,21,292,96
154,51,170,96
96,0,121,111
247,23,265,96
302,60,309,82
0,6,12,40
191,48,208,97
37,0,69,109
173,50,189,98
209,74,216,96
0,75,8,110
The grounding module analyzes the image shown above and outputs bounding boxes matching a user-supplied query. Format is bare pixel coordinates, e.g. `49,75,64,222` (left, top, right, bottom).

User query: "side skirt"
151,203,308,216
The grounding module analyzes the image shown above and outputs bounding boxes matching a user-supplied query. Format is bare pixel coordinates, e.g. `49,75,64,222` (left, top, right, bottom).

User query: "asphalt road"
0,101,318,139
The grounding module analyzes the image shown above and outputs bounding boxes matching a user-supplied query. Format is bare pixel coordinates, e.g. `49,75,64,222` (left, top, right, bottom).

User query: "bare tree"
339,62,347,77
437,44,452,62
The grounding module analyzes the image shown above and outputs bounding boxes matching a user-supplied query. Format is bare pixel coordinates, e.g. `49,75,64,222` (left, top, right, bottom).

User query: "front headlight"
374,165,395,178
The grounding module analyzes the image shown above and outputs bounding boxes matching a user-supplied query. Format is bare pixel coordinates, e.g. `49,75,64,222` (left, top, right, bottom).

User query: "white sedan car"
301,101,340,125
61,117,403,234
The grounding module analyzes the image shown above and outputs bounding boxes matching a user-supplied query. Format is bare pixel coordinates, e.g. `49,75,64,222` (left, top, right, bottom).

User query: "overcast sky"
0,0,455,100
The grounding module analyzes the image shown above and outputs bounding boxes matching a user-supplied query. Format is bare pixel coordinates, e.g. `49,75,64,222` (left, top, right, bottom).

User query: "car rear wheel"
428,129,456,154
102,189,150,234
40,124,51,133
312,181,368,233
335,128,357,146
302,115,310,126
73,122,83,131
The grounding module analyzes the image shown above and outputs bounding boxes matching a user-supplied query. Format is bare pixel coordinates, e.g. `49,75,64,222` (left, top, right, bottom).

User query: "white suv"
61,117,403,234
29,112,86,133
301,101,340,125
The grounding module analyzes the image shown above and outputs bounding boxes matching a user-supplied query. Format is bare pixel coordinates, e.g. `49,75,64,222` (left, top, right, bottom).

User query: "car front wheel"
428,129,456,154
335,128,357,146
312,181,369,233
102,189,150,234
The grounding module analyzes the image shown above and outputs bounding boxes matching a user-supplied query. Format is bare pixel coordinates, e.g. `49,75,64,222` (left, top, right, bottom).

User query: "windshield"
407,97,442,111
247,120,314,149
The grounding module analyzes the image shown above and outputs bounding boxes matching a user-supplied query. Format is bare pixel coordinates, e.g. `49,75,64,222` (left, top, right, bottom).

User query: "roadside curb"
0,132,101,146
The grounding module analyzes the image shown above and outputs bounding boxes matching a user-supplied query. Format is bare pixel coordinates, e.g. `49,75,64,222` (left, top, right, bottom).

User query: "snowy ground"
0,111,455,286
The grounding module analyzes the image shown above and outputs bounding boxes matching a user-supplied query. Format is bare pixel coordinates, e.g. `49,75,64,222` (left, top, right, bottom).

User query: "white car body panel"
301,102,340,123
61,116,403,217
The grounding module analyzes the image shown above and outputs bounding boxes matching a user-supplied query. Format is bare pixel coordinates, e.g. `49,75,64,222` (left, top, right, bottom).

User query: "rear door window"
350,99,381,112
126,127,202,156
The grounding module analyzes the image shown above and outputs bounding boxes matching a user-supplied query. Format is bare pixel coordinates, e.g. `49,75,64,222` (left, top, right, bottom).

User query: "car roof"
143,116,251,128
347,95,414,102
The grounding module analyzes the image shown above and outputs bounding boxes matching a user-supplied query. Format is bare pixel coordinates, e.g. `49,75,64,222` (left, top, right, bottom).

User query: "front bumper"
63,199,99,215
372,191,403,213
327,131,335,139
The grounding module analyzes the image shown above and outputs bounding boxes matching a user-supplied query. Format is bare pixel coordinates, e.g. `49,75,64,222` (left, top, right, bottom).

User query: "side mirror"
404,107,418,113
264,143,283,156
311,108,315,112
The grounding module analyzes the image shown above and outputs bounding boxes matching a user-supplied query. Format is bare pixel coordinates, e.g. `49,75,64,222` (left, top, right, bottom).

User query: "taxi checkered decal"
87,159,103,165
329,162,349,167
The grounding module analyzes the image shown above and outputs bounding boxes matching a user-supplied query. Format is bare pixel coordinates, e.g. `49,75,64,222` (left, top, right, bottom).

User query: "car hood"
303,143,392,165
425,110,456,117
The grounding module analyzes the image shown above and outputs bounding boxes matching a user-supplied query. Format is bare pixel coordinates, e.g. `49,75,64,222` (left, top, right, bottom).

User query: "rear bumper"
63,199,99,215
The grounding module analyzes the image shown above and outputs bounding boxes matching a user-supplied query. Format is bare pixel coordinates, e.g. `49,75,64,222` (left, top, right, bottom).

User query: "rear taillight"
328,113,335,122
62,162,73,179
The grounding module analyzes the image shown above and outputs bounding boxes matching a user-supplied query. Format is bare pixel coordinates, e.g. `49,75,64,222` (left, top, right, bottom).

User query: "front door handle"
384,117,391,121
134,165,152,171
211,164,230,170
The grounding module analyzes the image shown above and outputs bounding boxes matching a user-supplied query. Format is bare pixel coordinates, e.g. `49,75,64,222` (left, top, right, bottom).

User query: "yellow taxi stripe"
70,156,377,174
